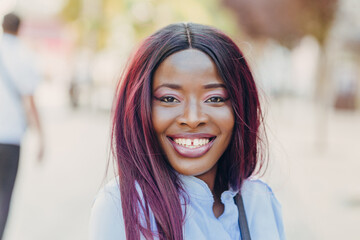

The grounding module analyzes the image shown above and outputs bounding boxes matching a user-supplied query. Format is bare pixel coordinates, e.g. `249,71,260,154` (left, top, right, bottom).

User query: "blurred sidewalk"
3,95,360,240
264,98,360,240
4,104,112,240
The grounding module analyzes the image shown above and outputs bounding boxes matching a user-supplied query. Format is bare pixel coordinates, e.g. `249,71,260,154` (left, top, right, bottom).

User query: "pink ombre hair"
112,23,264,240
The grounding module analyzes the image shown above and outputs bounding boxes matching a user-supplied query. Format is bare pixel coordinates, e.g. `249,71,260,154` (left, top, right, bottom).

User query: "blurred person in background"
0,12,44,239
90,23,285,240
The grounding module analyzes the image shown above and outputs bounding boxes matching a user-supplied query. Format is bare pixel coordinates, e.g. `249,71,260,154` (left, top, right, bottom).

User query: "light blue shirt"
0,33,41,144
89,175,285,240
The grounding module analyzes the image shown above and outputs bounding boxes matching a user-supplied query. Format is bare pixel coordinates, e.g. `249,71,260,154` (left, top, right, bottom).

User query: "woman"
90,23,285,240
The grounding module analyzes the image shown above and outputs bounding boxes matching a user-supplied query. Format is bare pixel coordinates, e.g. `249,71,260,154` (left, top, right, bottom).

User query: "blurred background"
1,0,359,239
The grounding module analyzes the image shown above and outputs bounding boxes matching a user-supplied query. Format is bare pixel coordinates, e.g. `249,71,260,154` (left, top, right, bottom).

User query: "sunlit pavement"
4,101,113,240
3,95,360,240
264,98,360,240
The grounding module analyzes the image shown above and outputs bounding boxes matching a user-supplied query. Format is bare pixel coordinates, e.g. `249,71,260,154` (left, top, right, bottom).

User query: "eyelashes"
204,96,226,103
158,96,180,103
155,96,227,104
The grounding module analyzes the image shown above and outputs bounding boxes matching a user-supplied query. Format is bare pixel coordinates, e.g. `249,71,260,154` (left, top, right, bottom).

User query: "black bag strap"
234,193,252,240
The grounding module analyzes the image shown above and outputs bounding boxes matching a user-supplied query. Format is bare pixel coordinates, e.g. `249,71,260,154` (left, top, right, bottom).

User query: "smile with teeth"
173,138,211,149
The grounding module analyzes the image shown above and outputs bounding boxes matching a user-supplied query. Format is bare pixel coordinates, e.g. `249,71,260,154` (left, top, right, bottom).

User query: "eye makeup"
153,89,183,102
202,89,229,102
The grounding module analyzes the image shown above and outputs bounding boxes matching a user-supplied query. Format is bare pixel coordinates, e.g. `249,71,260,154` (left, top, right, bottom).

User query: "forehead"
153,49,224,87
165,49,215,72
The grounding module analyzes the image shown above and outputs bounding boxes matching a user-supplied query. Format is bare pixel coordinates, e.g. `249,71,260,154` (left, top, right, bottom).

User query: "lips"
167,134,216,158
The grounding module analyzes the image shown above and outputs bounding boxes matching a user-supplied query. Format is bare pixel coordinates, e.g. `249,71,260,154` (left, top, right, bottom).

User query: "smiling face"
152,49,235,185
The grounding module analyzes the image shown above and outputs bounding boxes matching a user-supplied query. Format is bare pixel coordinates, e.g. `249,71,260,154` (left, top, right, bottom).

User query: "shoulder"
242,179,278,199
96,178,121,202
1,34,42,91
241,179,286,240
89,178,126,240
92,178,122,210
241,178,282,213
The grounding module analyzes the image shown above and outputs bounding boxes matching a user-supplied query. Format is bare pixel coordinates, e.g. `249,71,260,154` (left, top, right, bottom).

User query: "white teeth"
172,138,212,148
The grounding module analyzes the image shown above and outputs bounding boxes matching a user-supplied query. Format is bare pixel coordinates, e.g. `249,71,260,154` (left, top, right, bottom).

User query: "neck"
3,30,18,36
195,164,218,195
191,167,226,218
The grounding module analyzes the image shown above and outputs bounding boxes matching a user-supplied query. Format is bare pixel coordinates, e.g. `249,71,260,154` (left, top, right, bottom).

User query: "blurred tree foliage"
222,0,338,48
60,0,238,51
222,0,340,147
222,0,339,98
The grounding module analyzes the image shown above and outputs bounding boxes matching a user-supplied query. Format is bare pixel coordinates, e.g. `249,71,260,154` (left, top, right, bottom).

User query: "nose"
177,98,208,128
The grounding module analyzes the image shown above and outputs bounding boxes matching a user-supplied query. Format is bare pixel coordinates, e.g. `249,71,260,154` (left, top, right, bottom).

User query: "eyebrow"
154,83,226,91
203,83,226,89
154,83,182,92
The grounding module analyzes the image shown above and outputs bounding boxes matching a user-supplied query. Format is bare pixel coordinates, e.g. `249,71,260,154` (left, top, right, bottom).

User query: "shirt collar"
178,174,239,204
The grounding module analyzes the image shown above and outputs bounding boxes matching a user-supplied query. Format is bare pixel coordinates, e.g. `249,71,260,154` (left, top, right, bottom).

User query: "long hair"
112,23,264,240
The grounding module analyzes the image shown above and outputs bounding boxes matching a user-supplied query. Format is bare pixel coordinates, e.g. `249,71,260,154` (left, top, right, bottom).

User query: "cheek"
208,105,235,134
151,104,179,135
224,109,235,134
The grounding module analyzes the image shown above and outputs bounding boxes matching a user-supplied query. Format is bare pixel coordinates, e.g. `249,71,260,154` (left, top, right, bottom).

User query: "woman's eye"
159,96,180,103
205,97,225,103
